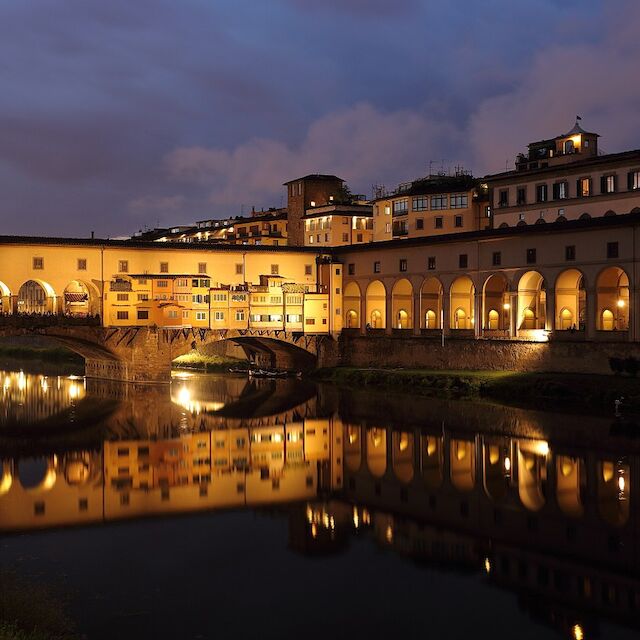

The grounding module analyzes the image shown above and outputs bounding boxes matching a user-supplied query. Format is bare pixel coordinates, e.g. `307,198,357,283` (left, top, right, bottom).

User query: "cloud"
284,0,419,17
164,103,463,209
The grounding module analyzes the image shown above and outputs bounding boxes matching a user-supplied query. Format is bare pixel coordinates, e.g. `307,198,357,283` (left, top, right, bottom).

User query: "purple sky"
1,0,638,237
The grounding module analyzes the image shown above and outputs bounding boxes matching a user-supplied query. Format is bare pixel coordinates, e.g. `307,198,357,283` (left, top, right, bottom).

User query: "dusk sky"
1,0,639,238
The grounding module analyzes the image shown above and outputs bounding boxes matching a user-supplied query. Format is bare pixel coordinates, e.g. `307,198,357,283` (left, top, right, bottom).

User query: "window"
214,311,224,321
553,181,568,200
536,184,548,203
607,242,619,259
565,245,576,261
116,293,129,301
498,190,509,207
305,318,316,325
116,311,129,320
235,310,245,321
431,194,448,210
516,187,527,205
167,310,178,319
342,233,349,242
434,217,443,229
77,258,87,270
384,205,391,215
304,264,312,275
526,248,537,264
416,218,424,230
137,293,149,301
577,177,592,197
286,314,301,323
308,235,314,244
451,193,468,209
459,254,468,269
492,252,501,266
357,233,363,242
137,310,149,320
196,311,207,320
385,223,391,233
399,259,407,272
32,257,44,270
628,170,640,190
348,263,355,275
270,264,279,275
412,196,428,211
198,262,207,274
454,215,463,228
325,233,329,242
157,280,168,288
373,261,381,273
235,263,243,275
601,175,617,194
160,262,169,273
118,260,128,273
393,199,408,215
427,256,436,270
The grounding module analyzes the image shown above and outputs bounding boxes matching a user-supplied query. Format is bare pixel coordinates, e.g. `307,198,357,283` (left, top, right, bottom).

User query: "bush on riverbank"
0,345,83,365
312,367,640,412
172,351,247,372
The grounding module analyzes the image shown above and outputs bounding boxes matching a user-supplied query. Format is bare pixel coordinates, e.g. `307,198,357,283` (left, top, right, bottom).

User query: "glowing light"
426,437,437,457
68,383,79,399
329,516,335,530
311,523,317,538
17,371,26,391
503,303,511,311
306,506,313,523
504,456,511,473
618,475,626,493
385,524,393,543
399,434,409,452
353,507,359,528
178,386,191,405
617,299,626,308
532,329,549,342
484,557,491,574
272,433,283,443
572,623,584,640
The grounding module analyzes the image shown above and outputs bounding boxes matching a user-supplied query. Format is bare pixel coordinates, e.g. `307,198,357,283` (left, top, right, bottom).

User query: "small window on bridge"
271,264,279,275
77,258,87,270
160,262,169,273
235,263,243,275
118,260,128,273
33,257,44,270
198,262,207,274
305,264,312,275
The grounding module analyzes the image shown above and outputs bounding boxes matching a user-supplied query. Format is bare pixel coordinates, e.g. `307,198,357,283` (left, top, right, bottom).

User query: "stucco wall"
330,335,640,375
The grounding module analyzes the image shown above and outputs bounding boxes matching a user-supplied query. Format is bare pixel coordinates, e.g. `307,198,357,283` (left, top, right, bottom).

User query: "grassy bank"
312,367,640,413
172,351,247,373
0,344,83,365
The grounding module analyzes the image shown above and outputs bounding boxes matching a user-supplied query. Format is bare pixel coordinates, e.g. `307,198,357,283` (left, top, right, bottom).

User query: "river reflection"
1,369,639,639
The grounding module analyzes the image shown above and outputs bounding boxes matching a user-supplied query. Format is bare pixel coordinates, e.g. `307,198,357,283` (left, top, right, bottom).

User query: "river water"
0,366,639,639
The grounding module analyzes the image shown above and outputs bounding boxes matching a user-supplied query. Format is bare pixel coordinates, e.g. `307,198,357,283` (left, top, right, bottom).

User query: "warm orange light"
617,299,626,308
503,303,510,310
572,623,584,640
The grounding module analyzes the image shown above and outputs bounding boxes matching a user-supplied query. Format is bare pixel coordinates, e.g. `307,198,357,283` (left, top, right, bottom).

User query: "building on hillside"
371,172,490,242
487,121,640,228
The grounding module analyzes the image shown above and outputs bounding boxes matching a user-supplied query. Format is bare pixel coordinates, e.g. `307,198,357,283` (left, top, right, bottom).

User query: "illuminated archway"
0,460,13,495
421,277,443,329
555,269,585,330
17,280,57,314
450,276,474,330
596,267,629,331
392,431,414,483
0,281,12,314
343,282,361,329
64,280,97,316
450,439,475,491
483,274,509,330
517,271,545,330
366,428,387,477
392,279,413,329
365,280,386,329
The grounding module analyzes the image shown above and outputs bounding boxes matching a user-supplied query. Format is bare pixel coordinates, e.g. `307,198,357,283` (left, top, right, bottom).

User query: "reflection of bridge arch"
0,460,13,495
16,456,57,492
367,428,387,477
392,431,414,483
345,425,362,472
421,434,443,488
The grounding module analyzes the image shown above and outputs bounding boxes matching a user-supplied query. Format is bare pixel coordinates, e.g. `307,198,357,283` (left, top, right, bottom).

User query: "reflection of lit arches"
597,460,629,526
450,439,475,491
450,276,474,330
0,460,13,495
556,456,584,517
596,267,629,331
483,274,509,330
483,442,508,501
366,280,386,329
555,269,585,330
16,457,57,492
366,428,387,477
392,431,414,483
343,282,361,329
517,443,546,511
392,279,413,329
421,277,443,329
17,280,57,314
421,435,443,488
517,271,545,330
63,452,91,485
345,425,362,472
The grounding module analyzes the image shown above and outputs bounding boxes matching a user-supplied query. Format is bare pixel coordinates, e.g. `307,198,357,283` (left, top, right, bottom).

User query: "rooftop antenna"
504,159,510,171
240,204,245,216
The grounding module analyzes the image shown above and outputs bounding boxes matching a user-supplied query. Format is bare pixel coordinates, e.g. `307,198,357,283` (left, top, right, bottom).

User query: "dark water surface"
1,368,639,640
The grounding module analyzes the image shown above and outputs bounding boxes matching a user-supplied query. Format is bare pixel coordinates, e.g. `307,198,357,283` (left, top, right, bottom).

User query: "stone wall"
329,335,640,375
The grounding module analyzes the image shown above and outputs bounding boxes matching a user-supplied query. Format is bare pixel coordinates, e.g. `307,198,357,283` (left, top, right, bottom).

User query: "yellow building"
303,204,373,247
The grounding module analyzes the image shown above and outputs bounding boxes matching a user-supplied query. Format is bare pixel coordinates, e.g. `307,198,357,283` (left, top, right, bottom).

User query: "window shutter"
552,183,559,199
613,175,618,192
600,176,607,194
576,179,582,198
628,171,635,191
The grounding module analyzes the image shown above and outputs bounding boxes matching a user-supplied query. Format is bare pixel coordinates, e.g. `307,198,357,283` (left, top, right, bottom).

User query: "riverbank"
172,351,247,372
312,367,640,413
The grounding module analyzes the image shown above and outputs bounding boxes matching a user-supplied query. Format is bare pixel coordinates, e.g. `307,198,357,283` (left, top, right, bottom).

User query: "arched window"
488,309,499,330
370,309,382,328
425,309,437,329
601,309,614,331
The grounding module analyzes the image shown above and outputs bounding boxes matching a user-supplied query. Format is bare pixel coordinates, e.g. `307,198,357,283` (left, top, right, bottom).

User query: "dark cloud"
0,0,636,238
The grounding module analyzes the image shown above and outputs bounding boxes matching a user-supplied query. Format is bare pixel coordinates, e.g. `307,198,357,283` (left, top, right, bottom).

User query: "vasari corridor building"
1,120,640,380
